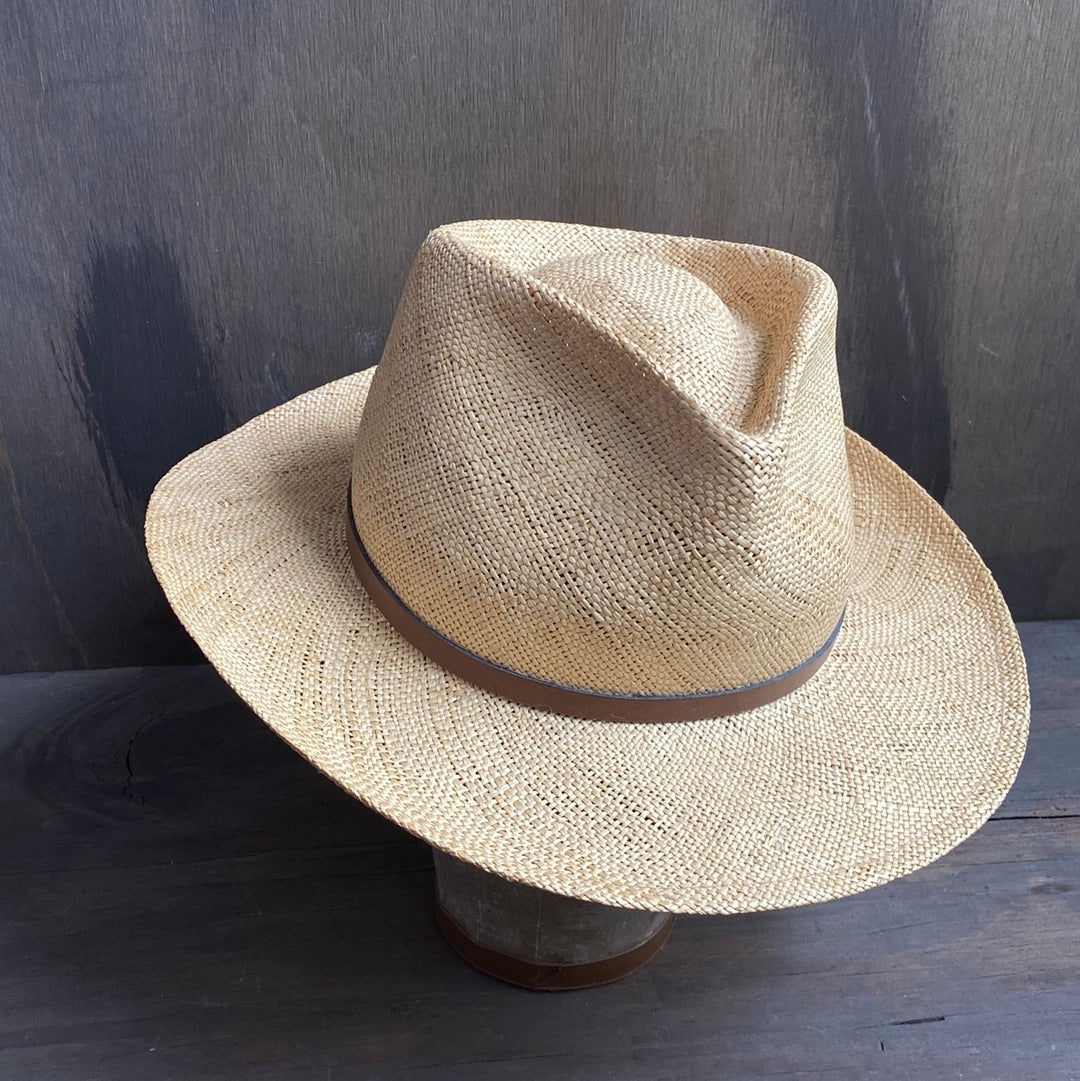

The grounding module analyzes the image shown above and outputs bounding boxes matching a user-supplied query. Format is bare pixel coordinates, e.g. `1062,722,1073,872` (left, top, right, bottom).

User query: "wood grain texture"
998,620,1080,818
433,849,672,968
0,620,1076,1079
1,1,1078,671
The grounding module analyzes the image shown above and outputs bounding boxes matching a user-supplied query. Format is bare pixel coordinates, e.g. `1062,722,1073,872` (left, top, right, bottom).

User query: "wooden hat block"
432,849,674,990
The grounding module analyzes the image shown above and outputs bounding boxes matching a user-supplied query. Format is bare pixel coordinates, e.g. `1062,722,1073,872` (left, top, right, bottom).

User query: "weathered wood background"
0,620,1077,1078
1,1,1078,672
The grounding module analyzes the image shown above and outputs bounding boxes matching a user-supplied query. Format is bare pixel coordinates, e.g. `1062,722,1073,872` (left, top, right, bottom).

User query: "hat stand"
432,849,674,990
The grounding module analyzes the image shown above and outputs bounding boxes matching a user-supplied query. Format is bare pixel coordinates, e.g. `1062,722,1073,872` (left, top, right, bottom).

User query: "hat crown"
351,220,853,697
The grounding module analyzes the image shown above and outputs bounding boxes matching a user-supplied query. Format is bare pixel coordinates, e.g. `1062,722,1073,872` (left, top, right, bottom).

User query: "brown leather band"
346,488,842,723
435,903,675,990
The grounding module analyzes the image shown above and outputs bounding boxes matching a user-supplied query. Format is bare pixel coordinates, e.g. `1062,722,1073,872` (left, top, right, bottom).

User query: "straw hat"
146,220,1029,915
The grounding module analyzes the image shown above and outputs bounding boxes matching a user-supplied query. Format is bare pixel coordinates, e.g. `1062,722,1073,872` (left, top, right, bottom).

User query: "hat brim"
146,369,1028,914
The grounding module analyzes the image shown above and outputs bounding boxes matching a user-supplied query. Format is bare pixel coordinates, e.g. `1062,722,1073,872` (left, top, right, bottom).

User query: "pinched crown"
351,220,853,697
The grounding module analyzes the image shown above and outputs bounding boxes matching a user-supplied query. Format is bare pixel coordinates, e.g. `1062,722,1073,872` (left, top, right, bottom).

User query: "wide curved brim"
146,370,1029,914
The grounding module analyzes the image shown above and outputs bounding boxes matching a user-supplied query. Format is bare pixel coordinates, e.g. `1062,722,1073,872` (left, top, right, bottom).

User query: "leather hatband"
345,487,842,723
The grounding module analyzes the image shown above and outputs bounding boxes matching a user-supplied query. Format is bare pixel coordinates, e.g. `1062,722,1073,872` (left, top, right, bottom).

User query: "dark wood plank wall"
1,1,1078,672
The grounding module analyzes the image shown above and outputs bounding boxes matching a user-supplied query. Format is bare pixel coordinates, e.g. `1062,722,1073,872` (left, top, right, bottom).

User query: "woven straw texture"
147,369,1028,912
353,222,852,696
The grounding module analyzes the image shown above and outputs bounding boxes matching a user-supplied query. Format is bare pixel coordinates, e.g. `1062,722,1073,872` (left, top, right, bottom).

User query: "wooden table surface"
1,622,1076,1080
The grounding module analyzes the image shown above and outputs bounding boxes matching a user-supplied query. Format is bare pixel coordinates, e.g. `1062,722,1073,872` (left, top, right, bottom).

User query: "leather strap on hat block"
346,488,842,723
435,903,675,990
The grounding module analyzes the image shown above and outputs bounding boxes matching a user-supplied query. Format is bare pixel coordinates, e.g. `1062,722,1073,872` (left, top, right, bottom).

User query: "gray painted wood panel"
1,1,1078,671
0,620,1076,1077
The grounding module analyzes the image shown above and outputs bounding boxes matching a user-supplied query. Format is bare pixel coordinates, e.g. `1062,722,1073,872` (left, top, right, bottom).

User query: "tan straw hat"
146,220,1029,915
